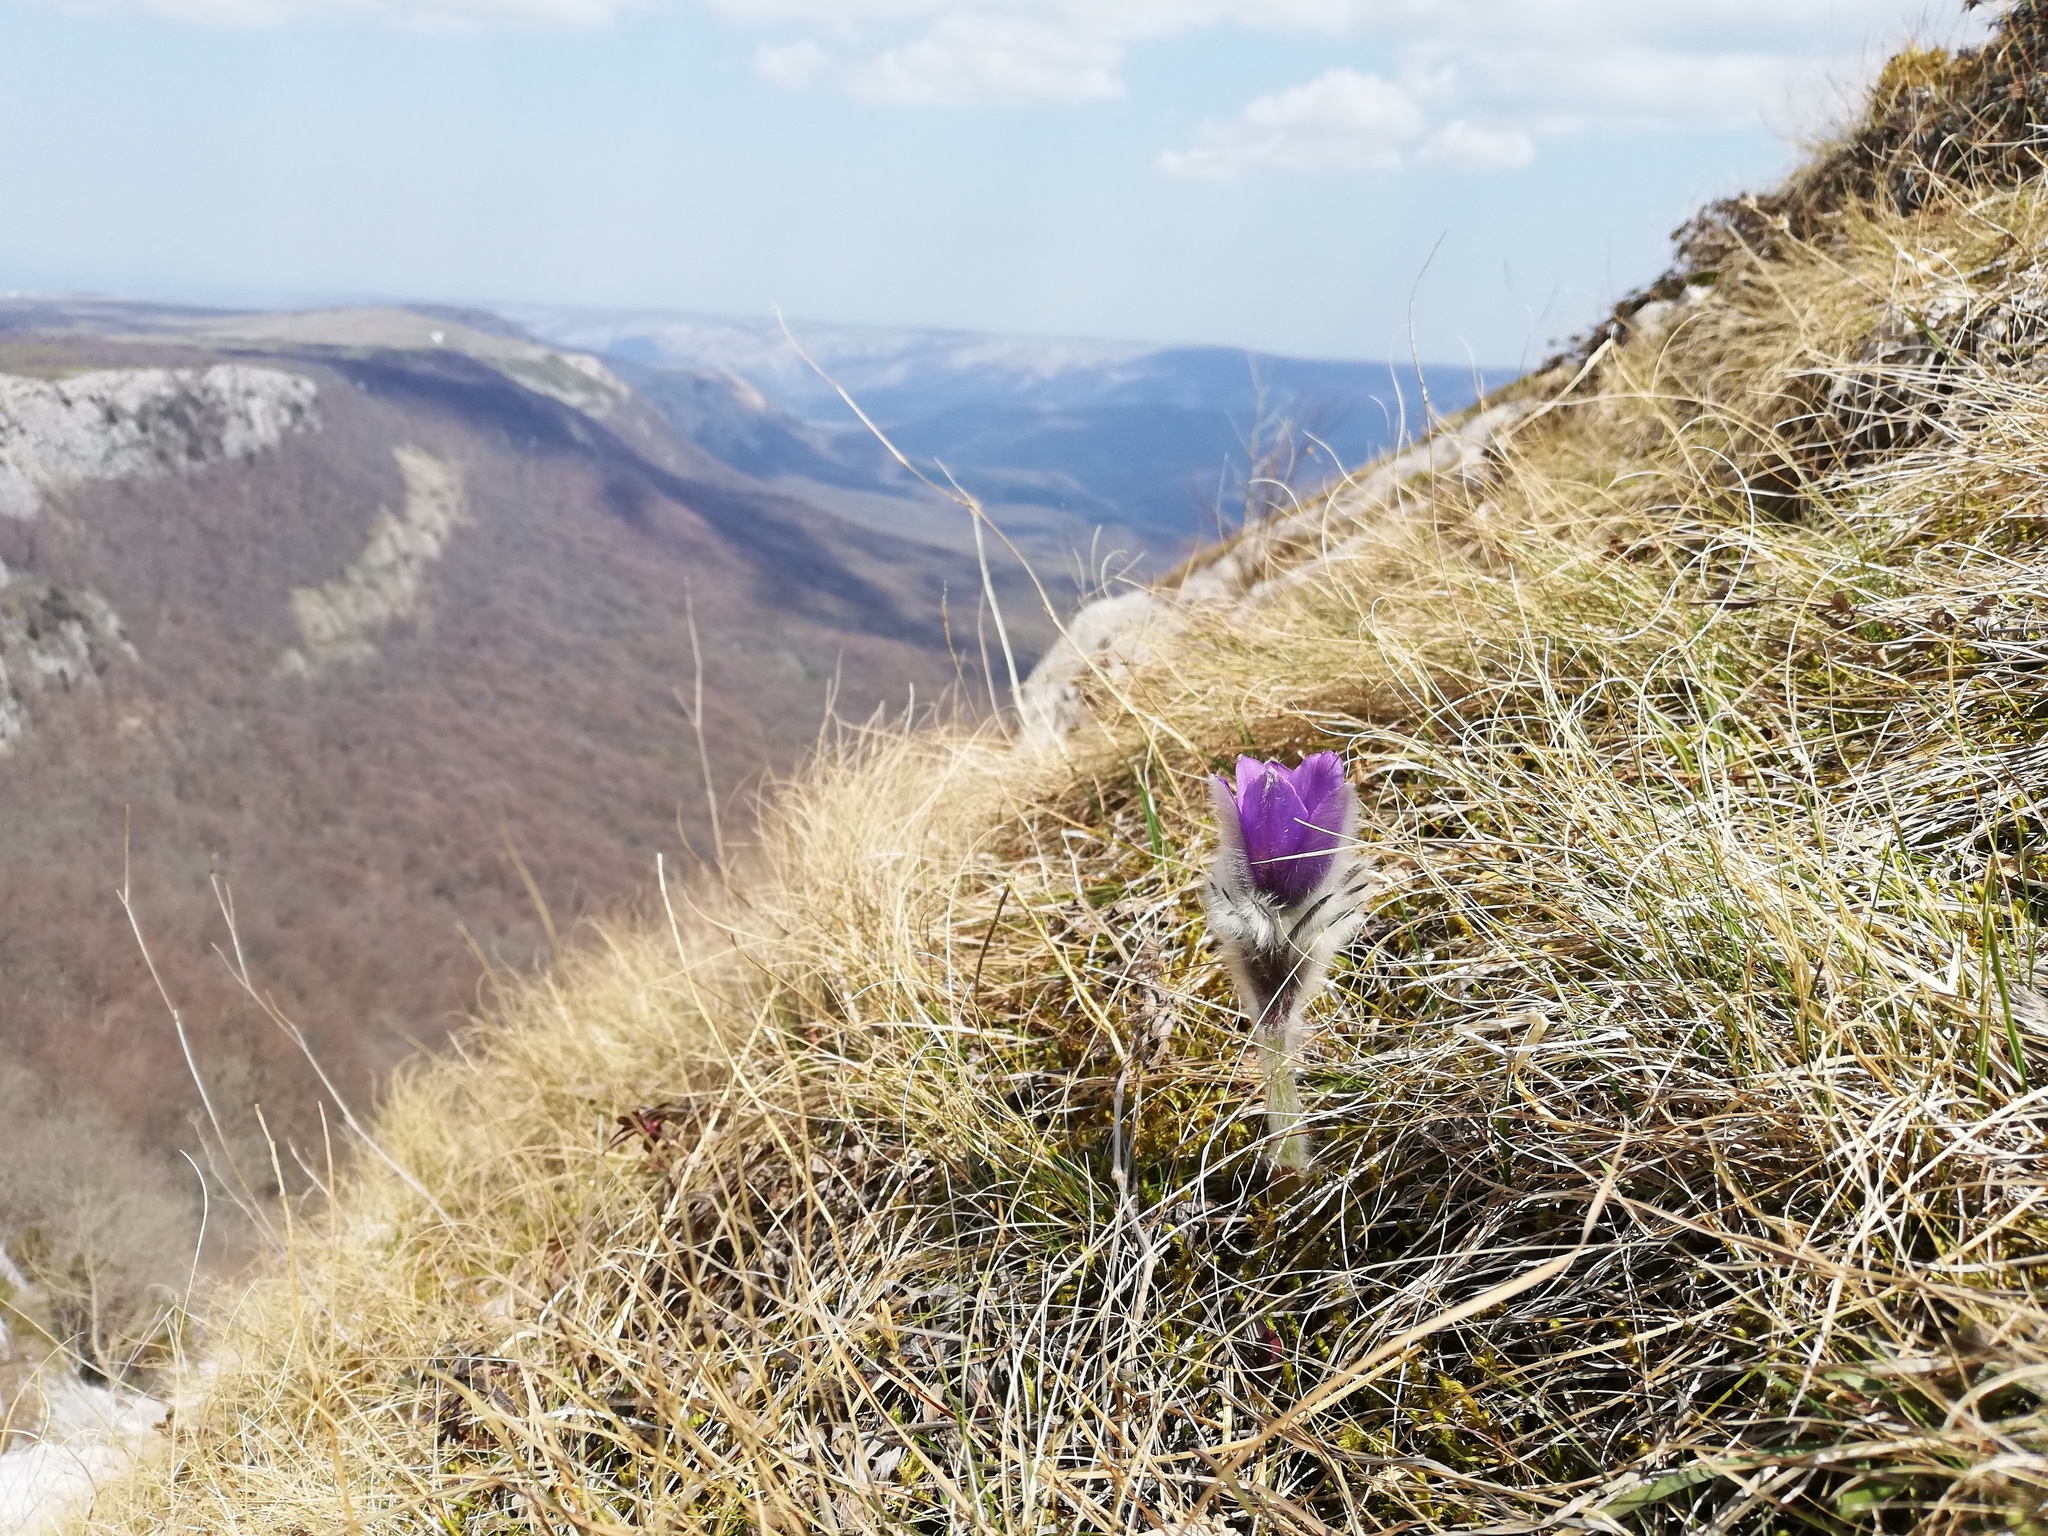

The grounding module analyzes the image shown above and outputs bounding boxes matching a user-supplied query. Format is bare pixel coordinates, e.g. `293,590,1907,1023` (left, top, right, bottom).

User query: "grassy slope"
0,325,1048,1342
82,31,2048,1536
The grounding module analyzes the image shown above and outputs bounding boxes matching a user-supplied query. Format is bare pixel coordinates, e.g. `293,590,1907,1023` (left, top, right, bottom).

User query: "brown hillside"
0,325,1044,1292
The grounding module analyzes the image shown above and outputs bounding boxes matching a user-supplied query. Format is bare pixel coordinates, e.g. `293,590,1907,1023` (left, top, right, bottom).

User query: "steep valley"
0,310,1051,1297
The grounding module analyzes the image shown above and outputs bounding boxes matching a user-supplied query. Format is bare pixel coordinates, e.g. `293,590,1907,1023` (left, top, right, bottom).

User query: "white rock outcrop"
496,349,637,421
1625,283,1714,345
1015,590,1186,750
283,445,468,670
1017,399,1539,750
0,1244,168,1536
0,1376,168,1536
0,570,137,754
0,365,318,519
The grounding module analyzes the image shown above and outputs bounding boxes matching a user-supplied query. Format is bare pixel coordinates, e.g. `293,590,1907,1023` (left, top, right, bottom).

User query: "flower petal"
1287,753,1347,831
1221,754,1352,905
1233,756,1269,804
1209,772,1253,896
1236,763,1291,870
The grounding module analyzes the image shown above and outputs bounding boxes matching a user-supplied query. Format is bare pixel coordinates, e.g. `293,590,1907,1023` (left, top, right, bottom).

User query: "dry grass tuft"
75,17,2048,1533
1581,2,2048,364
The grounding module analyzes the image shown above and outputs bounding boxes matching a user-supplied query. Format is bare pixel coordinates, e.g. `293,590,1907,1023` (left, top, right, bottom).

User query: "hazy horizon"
0,1,1998,370
0,287,1494,367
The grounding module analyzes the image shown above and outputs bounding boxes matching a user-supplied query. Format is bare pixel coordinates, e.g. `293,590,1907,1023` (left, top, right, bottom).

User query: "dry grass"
0,1063,197,1426
74,29,2048,1536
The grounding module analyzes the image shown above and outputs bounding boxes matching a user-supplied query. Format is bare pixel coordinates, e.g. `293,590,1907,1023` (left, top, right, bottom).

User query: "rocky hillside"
0,293,1493,1365
0,303,1055,1306
57,11,2048,1533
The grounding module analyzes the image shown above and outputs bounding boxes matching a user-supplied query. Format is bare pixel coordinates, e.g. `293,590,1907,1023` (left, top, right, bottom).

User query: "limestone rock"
0,573,136,754
1016,589,1182,752
494,349,637,421
0,1376,168,1536
1625,282,1714,344
284,446,468,670
1015,398,1539,749
1822,260,2048,460
0,364,318,519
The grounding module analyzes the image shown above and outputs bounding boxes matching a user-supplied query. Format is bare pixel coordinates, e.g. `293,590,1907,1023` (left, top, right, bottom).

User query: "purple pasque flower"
1203,751,1367,1175
1220,754,1350,906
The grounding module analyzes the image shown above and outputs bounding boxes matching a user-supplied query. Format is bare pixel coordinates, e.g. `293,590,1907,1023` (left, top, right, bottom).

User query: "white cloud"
1433,41,1832,133
1159,68,1426,179
704,0,1364,33
715,0,1377,108
766,15,1124,105
703,0,1996,177
754,37,830,89
39,0,1999,166
1151,2,1994,179
54,0,636,24
1418,119,1534,171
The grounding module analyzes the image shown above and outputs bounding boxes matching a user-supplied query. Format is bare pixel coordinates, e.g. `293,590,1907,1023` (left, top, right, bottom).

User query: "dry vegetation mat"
77,16,2048,1534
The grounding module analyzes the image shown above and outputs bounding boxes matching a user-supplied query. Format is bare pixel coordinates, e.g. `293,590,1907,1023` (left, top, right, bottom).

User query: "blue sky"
0,0,1994,364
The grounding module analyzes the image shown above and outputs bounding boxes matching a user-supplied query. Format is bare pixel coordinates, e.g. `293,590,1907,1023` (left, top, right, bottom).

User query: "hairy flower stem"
1257,1016,1312,1173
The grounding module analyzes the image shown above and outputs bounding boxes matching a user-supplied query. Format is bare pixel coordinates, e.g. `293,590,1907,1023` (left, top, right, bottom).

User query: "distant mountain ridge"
4,296,1512,573
510,306,1515,556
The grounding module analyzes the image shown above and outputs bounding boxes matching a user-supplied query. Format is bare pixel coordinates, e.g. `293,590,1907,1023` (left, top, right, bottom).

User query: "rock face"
0,365,318,519
0,1372,168,1536
1017,399,1540,750
0,356,284,753
0,361,314,747
1819,260,2048,461
0,568,136,753
1015,589,1180,750
491,349,636,422
284,446,468,669
0,1243,169,1536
